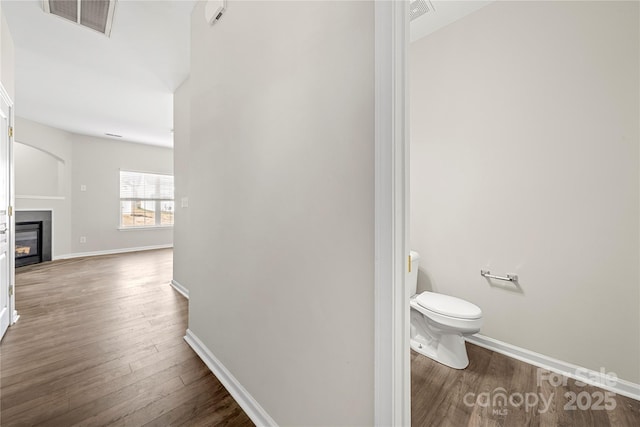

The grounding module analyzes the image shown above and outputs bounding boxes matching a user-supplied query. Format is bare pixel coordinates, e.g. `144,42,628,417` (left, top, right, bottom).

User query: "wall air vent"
410,0,435,22
43,0,117,37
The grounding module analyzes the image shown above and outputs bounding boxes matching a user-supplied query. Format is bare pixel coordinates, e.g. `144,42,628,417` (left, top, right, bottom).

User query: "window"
119,171,174,228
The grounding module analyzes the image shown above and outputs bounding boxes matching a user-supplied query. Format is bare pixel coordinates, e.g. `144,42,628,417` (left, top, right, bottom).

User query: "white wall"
172,78,190,292
0,12,15,100
14,117,73,257
410,1,639,383
183,1,375,424
14,142,64,197
70,134,173,254
14,117,174,258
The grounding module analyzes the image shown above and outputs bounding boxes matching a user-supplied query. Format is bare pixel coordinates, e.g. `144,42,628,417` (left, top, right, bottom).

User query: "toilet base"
410,308,473,369
410,333,469,369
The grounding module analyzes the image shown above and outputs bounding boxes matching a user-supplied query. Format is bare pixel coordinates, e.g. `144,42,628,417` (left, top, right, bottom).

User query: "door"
0,87,12,340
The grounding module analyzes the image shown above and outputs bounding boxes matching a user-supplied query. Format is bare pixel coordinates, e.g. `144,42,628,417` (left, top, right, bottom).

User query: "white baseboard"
184,329,278,426
466,334,640,401
54,244,173,260
170,279,189,299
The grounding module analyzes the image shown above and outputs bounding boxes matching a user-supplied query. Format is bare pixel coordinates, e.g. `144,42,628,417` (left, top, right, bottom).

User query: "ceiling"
2,0,196,148
1,0,488,149
410,1,493,42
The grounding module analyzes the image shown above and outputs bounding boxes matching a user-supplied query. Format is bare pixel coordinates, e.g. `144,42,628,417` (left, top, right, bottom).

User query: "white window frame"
119,170,174,229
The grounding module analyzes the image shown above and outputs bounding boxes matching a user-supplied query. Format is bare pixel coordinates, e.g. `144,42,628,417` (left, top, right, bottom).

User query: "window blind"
119,171,174,201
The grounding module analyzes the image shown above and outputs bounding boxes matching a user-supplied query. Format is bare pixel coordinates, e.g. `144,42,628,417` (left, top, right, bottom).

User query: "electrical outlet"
80,185,87,191
181,197,189,208
80,236,86,244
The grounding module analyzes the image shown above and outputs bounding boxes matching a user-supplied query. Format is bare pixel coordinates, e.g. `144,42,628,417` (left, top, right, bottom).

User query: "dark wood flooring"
7,249,638,426
412,344,640,426
0,249,253,426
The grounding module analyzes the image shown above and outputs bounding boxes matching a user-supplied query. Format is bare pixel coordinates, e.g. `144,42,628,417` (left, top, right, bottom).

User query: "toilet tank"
408,251,420,296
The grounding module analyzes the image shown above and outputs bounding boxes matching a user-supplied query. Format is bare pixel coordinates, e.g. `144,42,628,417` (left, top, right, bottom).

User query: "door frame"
374,0,409,425
0,81,17,332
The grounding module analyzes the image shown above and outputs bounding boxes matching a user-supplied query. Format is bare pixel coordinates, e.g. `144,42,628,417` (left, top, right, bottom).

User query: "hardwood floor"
412,344,640,426
7,250,639,426
0,249,253,426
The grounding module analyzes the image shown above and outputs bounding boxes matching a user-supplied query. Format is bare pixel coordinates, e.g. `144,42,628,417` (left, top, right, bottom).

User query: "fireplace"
15,222,42,267
15,211,52,268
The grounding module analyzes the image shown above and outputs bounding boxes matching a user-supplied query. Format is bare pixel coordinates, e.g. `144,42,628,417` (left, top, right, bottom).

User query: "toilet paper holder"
480,270,518,282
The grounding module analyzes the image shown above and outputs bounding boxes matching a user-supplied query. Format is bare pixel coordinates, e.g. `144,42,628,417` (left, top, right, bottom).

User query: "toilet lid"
416,292,482,319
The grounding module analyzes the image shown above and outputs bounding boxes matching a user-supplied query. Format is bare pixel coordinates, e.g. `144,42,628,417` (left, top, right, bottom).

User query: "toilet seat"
410,297,482,333
416,291,482,319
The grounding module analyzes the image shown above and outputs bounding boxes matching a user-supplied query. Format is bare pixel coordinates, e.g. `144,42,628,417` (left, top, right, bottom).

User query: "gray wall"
172,78,190,291
14,117,173,258
410,1,639,383
183,1,375,424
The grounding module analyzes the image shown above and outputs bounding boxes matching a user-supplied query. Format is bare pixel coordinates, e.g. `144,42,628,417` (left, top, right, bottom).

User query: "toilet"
408,251,483,369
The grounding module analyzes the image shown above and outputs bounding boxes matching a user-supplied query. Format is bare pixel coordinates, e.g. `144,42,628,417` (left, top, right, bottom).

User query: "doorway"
0,83,14,341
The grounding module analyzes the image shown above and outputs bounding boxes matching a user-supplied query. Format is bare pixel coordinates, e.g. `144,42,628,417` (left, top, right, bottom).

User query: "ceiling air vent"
410,0,435,22
43,0,117,37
